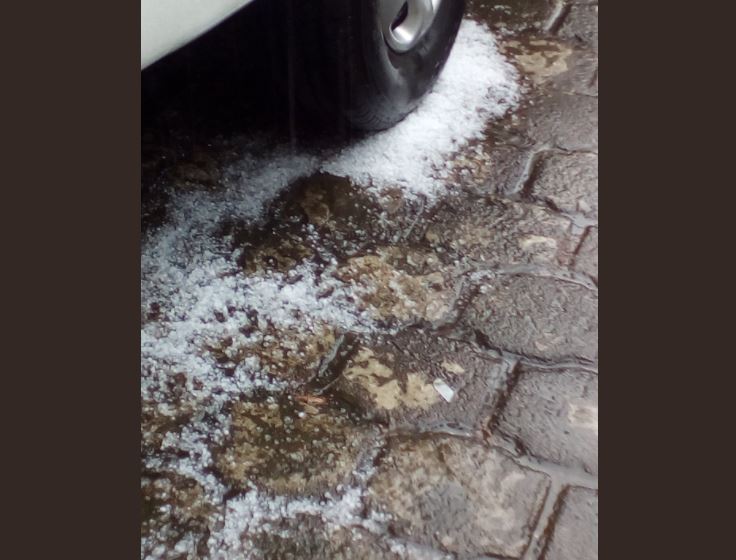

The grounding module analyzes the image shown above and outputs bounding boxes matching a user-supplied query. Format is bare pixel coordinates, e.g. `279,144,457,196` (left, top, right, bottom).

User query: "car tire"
281,0,465,132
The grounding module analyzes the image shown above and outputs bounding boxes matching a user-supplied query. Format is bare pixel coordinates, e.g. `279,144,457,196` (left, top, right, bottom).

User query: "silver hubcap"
379,0,442,53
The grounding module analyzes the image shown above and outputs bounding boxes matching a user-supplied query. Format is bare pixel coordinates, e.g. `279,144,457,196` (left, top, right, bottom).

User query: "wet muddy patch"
215,394,380,496
246,522,402,560
332,331,512,430
467,0,557,34
141,473,216,559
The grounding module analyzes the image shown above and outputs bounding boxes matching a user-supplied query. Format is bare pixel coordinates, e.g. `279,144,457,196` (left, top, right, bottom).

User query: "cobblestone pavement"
141,1,598,558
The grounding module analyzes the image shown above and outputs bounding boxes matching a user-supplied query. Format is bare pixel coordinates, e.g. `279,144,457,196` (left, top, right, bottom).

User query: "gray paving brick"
369,435,550,558
463,275,598,362
425,197,579,269
531,152,598,220
574,227,598,280
558,4,599,52
526,92,598,152
498,369,598,475
543,487,598,560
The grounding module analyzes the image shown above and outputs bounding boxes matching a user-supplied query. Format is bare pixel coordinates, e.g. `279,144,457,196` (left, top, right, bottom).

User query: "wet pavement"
141,1,598,558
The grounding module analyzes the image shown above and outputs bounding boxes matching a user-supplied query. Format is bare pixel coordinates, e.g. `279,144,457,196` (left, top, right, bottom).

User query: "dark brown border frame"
4,2,140,557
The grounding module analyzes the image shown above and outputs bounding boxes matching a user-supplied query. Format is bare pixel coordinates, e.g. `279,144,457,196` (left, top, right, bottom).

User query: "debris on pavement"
432,379,456,403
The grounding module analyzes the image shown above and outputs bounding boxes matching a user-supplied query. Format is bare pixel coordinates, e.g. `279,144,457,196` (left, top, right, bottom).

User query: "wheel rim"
379,0,443,53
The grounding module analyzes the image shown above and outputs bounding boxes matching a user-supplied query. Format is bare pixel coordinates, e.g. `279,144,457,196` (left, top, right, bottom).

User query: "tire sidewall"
354,0,466,125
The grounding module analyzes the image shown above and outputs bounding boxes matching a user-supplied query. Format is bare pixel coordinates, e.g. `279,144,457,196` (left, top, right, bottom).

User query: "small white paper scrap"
433,379,455,403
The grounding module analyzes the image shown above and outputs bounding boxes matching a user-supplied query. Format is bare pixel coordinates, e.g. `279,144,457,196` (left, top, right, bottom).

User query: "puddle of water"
215,392,377,496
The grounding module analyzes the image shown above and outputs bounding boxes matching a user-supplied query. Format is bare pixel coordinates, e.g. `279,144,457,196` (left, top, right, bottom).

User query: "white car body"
141,0,255,69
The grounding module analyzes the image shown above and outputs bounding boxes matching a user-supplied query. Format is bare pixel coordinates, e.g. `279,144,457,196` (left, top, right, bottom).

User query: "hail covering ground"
141,19,520,559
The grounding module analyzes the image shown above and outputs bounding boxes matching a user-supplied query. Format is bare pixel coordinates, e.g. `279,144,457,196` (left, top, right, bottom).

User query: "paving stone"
497,369,598,475
482,145,535,196
448,143,533,196
333,249,461,327
426,197,578,269
531,152,598,220
249,522,404,560
243,516,452,560
558,4,599,52
525,92,598,152
504,34,597,97
215,396,379,495
549,47,598,96
504,37,597,150
333,331,512,429
368,435,550,558
468,0,555,33
463,274,598,362
543,487,598,560
573,227,598,280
